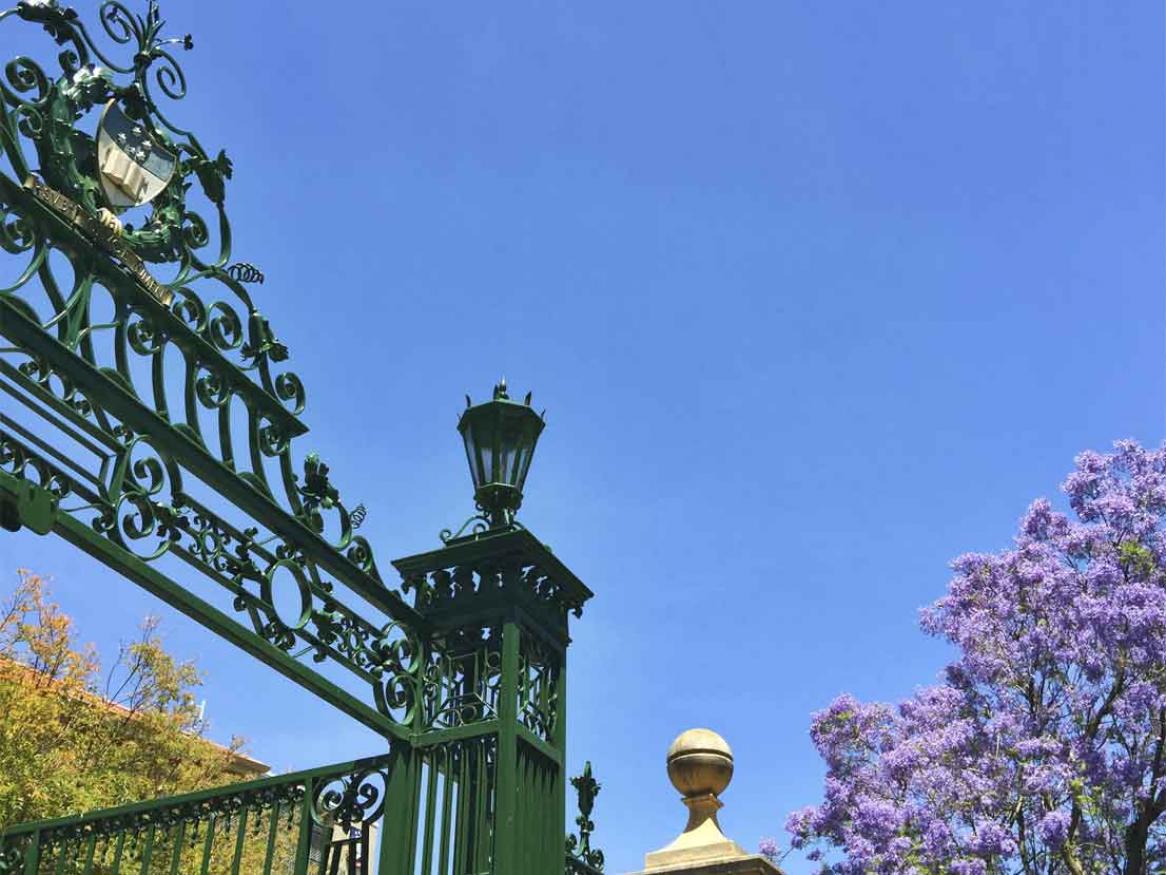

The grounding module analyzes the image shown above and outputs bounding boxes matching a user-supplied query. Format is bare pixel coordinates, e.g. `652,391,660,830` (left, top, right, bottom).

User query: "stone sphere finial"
640,728,781,873
666,728,734,800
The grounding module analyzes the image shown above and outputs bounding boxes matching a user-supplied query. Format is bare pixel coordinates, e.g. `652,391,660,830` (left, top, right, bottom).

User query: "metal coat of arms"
96,99,177,207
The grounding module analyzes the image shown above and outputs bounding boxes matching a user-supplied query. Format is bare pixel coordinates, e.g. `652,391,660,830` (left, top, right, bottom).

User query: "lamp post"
457,379,545,530
389,379,593,875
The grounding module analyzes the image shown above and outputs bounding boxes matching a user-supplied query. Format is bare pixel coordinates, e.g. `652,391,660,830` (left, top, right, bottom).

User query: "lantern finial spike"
493,378,509,400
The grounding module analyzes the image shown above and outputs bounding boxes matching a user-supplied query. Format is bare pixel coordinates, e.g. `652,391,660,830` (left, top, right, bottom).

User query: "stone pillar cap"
632,728,784,873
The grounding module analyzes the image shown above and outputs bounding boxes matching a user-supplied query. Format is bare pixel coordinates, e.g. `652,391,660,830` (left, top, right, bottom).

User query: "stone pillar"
629,729,783,875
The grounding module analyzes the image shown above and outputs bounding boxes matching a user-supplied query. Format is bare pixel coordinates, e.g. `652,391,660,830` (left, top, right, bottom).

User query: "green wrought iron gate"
0,2,601,872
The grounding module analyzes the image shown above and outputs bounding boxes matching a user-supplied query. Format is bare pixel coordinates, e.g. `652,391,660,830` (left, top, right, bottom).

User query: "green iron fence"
0,754,390,875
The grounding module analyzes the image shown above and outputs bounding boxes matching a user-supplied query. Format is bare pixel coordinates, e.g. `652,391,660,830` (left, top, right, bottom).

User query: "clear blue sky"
2,2,1163,872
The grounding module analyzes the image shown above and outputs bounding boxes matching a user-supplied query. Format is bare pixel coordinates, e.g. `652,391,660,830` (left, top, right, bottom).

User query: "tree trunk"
1123,817,1149,875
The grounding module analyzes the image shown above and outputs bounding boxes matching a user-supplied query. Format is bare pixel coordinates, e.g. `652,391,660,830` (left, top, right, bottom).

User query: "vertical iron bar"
81,831,97,875
533,754,542,872
21,833,40,875
261,798,280,875
111,831,126,872
452,745,469,875
151,347,168,421
420,750,438,874
493,619,520,872
168,820,186,875
377,743,419,874
473,738,490,870
198,816,216,875
471,742,485,872
528,753,538,872
292,781,314,875
218,399,234,469
553,652,568,873
230,806,249,875
438,746,454,875
138,825,155,875
545,757,556,872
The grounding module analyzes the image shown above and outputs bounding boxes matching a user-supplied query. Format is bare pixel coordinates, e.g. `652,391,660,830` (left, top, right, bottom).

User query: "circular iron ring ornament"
262,558,313,631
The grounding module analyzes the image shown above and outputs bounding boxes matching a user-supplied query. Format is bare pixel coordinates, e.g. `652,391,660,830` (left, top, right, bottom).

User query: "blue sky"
1,2,1163,872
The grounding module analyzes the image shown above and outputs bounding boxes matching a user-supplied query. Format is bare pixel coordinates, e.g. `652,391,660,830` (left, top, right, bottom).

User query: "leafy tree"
0,570,251,828
789,441,1166,874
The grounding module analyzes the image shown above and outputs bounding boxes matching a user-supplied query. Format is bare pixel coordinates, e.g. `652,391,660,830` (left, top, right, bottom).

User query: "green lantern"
458,379,545,528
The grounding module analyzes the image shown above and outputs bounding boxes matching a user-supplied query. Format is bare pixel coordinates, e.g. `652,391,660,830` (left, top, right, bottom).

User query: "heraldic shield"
96,100,178,208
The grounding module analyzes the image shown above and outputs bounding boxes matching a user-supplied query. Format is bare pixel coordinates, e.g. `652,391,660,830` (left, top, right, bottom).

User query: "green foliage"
1118,539,1156,579
0,570,253,829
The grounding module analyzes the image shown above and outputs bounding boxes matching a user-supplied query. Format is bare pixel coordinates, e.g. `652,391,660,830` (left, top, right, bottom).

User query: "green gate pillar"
378,741,422,870
390,524,593,874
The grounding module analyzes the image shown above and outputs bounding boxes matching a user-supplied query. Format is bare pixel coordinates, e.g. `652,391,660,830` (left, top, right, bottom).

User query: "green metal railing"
0,754,390,874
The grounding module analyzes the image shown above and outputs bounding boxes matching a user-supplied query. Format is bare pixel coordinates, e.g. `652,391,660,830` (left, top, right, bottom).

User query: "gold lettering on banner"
22,176,174,307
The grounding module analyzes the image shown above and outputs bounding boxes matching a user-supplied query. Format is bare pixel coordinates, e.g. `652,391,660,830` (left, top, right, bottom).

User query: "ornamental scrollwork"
421,625,503,730
0,838,26,874
519,635,559,742
402,556,587,628
311,766,388,831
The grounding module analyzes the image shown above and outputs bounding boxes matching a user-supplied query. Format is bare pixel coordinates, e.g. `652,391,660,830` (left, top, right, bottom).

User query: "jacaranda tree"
788,441,1166,874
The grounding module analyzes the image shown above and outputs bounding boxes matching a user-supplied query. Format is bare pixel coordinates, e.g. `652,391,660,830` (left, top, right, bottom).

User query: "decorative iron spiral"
226,262,265,284
350,503,367,530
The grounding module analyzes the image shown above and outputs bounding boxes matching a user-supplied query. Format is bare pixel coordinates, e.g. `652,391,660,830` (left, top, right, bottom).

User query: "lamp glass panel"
461,428,482,489
480,417,497,485
501,437,519,485
516,435,535,489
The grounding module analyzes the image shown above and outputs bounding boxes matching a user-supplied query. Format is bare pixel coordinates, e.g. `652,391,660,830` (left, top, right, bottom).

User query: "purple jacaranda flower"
758,837,781,861
786,442,1166,874
1037,811,1071,849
